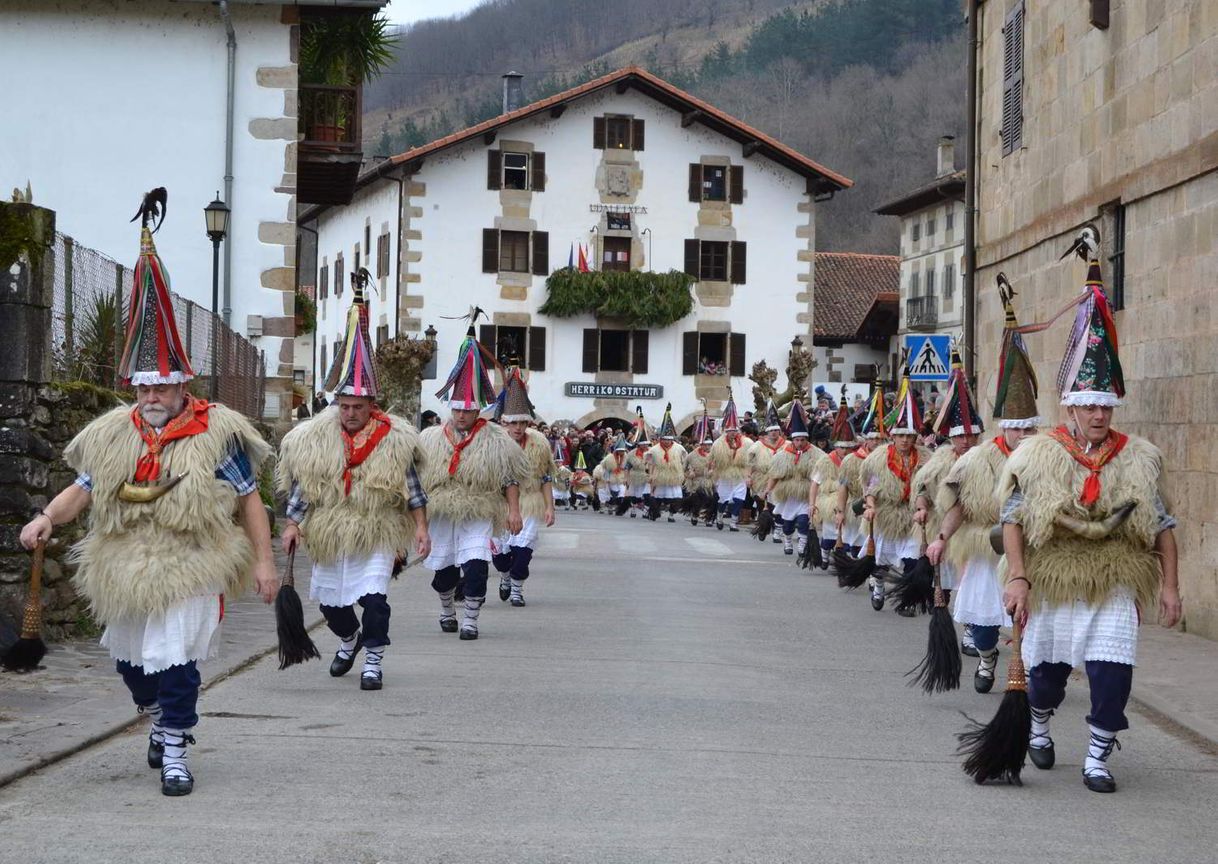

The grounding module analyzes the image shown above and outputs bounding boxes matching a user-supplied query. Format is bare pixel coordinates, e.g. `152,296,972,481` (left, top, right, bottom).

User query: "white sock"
439,589,456,622
796,535,808,554
362,646,384,678
977,648,999,678
1030,706,1053,748
510,579,524,599
1084,724,1119,776
463,595,485,631
140,703,165,744
336,630,359,660
161,728,194,781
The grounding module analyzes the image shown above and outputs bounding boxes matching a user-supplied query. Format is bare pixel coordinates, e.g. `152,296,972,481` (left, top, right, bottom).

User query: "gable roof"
364,65,851,193
814,252,900,343
873,170,965,216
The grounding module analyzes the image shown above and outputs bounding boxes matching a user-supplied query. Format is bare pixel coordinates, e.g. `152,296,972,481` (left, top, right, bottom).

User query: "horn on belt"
988,500,1138,555
117,473,188,503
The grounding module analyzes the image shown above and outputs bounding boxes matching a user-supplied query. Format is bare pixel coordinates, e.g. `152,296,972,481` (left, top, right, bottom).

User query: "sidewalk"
0,545,320,787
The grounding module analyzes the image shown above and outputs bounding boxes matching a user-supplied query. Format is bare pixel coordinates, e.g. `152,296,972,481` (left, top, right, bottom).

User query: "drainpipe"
296,221,319,389
219,0,236,327
388,170,405,337
963,0,980,384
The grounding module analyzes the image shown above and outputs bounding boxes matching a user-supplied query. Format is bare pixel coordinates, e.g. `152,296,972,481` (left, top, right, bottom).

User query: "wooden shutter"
531,231,549,276
528,326,546,371
688,164,702,202
684,239,700,278
582,329,599,373
631,329,649,374
480,325,497,359
1002,2,1025,156
729,164,744,204
593,116,606,149
729,332,746,376
682,332,699,375
487,150,502,190
631,119,645,151
531,151,546,192
482,228,498,273
729,241,747,284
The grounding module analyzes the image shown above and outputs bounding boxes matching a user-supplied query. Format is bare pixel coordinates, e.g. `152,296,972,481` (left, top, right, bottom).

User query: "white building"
0,0,386,420
874,137,966,353
300,67,852,430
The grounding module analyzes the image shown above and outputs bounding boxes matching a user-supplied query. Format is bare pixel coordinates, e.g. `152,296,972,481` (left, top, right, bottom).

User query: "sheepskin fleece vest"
599,452,628,485
769,444,825,503
999,432,1163,609
710,436,752,481
647,442,687,487
419,422,526,532
275,408,421,565
837,450,868,536
747,438,785,489
64,403,271,624
685,448,714,493
626,450,650,485
514,429,558,519
861,442,932,541
911,445,958,541
553,465,572,491
939,439,1007,571
814,453,843,522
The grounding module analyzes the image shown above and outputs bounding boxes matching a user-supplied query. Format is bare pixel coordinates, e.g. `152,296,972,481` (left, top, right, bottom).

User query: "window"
354,249,361,274
480,324,547,370
682,331,747,377
377,232,390,279
910,271,920,297
487,150,546,191
1108,204,1126,310
319,341,327,385
319,263,329,300
602,236,631,272
946,209,955,232
376,324,388,347
581,329,648,373
593,116,645,151
944,262,956,302
364,224,371,255
607,212,631,231
1002,1,1026,156
683,239,747,284
482,229,549,275
926,268,936,296
912,222,921,242
334,254,344,298
927,216,936,237
688,164,745,204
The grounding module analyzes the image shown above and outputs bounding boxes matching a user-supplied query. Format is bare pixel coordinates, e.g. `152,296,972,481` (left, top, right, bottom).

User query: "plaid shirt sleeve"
73,439,255,496
404,466,428,511
285,480,310,523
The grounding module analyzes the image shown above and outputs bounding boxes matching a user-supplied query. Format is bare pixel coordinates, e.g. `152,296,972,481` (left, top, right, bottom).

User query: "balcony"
905,294,939,330
298,84,364,206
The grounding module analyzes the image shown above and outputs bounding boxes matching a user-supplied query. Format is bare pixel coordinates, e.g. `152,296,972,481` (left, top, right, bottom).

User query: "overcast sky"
383,0,487,28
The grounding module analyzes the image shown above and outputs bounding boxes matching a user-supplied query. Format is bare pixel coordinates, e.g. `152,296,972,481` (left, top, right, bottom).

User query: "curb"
1130,685,1218,751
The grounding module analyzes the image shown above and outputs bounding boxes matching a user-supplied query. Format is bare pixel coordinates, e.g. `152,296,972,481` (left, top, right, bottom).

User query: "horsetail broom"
957,622,1031,785
2,540,48,672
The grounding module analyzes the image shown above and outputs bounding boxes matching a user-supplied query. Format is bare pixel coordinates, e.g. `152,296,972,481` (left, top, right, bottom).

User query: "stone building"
971,0,1217,637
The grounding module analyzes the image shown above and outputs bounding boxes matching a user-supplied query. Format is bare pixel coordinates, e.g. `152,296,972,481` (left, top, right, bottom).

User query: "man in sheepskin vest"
861,365,932,611
422,324,527,640
623,407,653,518
764,400,826,557
1002,256,1181,794
20,195,275,797
277,281,429,692
709,391,752,531
748,399,787,544
684,410,717,527
489,362,555,608
646,404,687,522
599,435,630,513
812,388,857,566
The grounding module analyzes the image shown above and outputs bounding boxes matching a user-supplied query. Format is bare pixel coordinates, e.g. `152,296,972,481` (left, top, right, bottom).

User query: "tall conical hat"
436,313,497,410
886,351,923,435
1057,259,1124,407
612,433,629,452
627,406,650,447
574,450,588,470
786,399,810,438
493,357,534,423
552,438,567,466
763,398,782,432
693,402,714,444
831,386,857,447
326,269,380,398
858,379,888,439
657,403,677,440
721,389,740,432
118,188,195,386
993,274,1042,428
932,344,984,438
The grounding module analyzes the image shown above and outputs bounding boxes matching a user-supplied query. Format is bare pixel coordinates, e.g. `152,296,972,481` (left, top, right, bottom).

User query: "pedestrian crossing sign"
903,334,951,381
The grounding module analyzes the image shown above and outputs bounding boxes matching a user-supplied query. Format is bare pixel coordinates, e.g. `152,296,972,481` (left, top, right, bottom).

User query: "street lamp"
204,193,230,401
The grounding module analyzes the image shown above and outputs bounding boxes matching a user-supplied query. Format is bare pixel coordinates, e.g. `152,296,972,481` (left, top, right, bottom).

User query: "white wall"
0,0,294,379
314,86,821,425
898,200,965,335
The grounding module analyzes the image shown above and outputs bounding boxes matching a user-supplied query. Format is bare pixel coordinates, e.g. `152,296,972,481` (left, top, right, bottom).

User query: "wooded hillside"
366,0,967,253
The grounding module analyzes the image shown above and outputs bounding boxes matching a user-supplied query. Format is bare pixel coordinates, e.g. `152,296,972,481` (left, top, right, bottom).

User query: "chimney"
936,135,956,177
502,72,524,114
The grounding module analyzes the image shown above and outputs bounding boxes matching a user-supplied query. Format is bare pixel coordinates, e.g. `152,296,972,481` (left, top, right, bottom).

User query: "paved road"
2,511,1216,863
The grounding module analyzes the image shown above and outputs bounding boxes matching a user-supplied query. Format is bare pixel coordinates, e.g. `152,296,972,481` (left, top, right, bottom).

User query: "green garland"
539,269,695,328
294,289,317,335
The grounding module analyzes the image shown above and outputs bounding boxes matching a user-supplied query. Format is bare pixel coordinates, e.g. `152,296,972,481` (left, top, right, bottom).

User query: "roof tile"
814,252,900,341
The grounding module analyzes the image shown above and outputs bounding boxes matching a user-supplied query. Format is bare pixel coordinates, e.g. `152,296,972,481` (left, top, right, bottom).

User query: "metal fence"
49,232,266,419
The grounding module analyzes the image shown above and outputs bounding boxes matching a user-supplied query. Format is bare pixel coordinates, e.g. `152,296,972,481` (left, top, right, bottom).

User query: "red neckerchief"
341,412,392,495
660,440,674,462
697,445,710,456
784,441,809,464
993,434,1014,458
851,448,866,460
131,395,211,482
1049,425,1128,506
829,450,845,467
763,436,785,453
886,444,920,502
446,418,488,476
726,436,744,459
614,451,626,469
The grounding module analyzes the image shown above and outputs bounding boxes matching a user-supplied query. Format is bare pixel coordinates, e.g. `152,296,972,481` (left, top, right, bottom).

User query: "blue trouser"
320,593,391,648
720,498,744,518
820,537,836,552
432,560,489,599
1028,660,1133,733
492,546,534,581
784,514,810,537
971,625,1000,652
117,659,200,730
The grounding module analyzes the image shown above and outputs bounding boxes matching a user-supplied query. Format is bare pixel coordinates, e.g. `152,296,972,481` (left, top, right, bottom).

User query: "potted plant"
300,12,397,145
